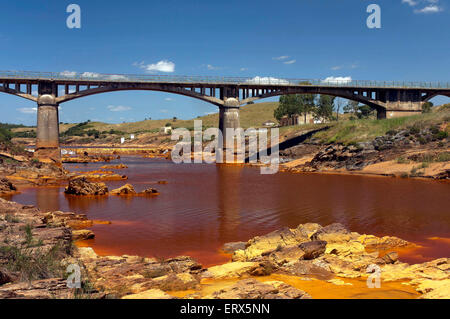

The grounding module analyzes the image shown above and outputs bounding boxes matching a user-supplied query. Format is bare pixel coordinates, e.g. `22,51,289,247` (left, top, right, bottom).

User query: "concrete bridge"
0,71,449,162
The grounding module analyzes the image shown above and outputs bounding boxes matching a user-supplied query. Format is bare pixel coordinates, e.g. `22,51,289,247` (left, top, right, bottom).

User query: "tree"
298,94,316,123
274,95,301,121
343,100,359,115
422,101,433,113
335,98,344,122
315,95,335,122
357,105,374,119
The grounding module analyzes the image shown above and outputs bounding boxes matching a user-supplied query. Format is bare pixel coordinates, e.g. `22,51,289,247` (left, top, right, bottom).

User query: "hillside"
312,104,450,145
10,102,279,135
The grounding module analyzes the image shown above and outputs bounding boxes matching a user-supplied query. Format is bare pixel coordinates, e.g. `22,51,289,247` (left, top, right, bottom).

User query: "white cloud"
134,60,175,73
331,66,343,71
414,5,442,13
240,67,248,71
60,70,76,77
246,76,289,85
17,107,37,114
402,0,417,6
107,105,132,112
108,74,128,80
206,64,221,70
272,56,289,61
164,97,173,101
402,0,444,13
81,72,101,78
283,59,296,65
322,76,353,84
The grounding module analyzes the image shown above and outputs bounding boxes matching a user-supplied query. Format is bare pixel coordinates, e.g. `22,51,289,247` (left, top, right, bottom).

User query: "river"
6,156,450,266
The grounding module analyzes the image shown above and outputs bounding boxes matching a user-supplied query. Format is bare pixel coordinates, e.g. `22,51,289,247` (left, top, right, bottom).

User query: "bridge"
1,71,449,162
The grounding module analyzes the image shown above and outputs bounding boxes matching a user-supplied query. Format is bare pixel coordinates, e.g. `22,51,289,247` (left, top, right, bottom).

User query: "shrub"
396,157,410,164
0,242,66,281
408,126,420,135
434,131,448,140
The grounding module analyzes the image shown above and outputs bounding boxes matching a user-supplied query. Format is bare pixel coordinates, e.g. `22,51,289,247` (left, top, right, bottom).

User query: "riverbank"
0,197,448,299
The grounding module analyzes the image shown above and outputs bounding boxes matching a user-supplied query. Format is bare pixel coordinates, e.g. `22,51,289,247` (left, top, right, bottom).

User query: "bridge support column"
218,98,241,163
385,109,423,119
384,101,423,119
35,94,61,164
377,108,386,120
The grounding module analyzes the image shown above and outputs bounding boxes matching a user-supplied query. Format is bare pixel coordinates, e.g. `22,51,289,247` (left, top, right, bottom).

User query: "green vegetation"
396,156,411,164
274,93,337,122
0,126,12,143
422,101,433,113
0,242,66,281
61,121,94,137
274,93,316,121
315,95,335,121
313,106,450,145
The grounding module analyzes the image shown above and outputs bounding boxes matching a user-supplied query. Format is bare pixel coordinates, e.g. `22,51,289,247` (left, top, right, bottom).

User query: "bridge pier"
35,94,61,164
218,98,241,163
383,101,423,119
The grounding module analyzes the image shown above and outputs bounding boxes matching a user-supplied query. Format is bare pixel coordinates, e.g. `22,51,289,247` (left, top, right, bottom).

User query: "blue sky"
0,0,449,125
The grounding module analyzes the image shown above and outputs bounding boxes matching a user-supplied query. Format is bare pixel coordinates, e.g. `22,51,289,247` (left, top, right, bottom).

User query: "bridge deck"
0,71,448,90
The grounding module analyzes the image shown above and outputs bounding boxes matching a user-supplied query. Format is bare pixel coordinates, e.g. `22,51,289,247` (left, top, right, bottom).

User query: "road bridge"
0,71,449,162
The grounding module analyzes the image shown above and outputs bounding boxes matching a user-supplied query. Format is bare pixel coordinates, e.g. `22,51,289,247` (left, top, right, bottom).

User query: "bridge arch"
421,91,450,102
54,84,225,107
239,87,386,115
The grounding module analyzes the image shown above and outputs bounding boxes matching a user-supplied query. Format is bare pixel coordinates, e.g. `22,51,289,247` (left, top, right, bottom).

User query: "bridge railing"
0,71,448,89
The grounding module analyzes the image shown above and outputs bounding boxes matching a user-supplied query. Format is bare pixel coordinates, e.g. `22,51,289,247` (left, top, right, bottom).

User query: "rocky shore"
64,177,159,196
281,126,449,180
0,197,448,299
0,154,68,187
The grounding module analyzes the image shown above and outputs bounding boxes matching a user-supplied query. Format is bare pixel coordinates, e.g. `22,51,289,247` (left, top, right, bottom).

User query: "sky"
0,0,449,125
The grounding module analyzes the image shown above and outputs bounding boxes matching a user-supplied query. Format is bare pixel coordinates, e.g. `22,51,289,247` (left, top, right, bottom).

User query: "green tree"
422,101,433,113
315,95,335,121
343,100,359,115
0,127,12,143
357,105,374,119
298,94,316,123
274,95,301,121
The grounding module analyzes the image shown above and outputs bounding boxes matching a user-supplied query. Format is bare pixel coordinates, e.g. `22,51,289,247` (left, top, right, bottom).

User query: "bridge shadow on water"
245,125,330,162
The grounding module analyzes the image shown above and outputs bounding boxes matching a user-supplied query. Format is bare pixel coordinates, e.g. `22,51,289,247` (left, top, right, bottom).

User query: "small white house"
120,137,125,144
130,134,135,140
263,120,276,127
160,126,172,135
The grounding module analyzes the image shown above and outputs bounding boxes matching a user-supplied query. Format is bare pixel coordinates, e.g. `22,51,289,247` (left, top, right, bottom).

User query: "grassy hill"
313,104,450,144
11,101,279,135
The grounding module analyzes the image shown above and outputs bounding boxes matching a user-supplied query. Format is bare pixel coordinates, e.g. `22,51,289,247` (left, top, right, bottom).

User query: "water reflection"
217,165,242,243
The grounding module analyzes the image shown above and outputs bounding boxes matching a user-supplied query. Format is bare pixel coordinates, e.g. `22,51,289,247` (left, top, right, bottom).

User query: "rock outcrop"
224,222,449,299
0,158,68,186
77,247,202,298
0,178,17,195
205,279,311,299
64,177,108,196
110,184,136,195
100,164,128,169
110,184,159,196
